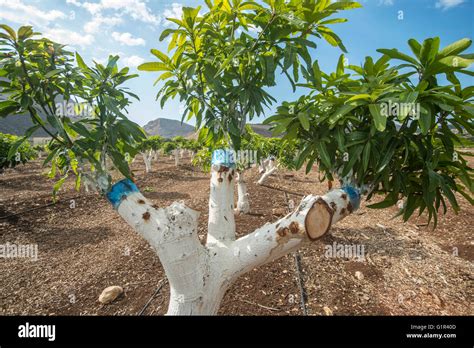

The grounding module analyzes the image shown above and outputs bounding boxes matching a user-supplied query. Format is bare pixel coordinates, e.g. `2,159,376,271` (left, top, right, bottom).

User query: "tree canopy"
266,38,474,225
139,0,361,149
0,24,146,194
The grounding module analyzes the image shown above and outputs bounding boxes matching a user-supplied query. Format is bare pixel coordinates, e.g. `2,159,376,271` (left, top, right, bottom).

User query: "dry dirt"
0,155,472,316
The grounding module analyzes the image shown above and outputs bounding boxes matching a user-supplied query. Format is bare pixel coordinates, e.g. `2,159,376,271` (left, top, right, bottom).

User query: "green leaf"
53,175,68,198
151,49,171,64
312,61,323,90
438,38,472,59
367,193,398,209
18,26,33,40
376,48,419,66
316,141,332,169
0,24,16,41
336,54,345,76
44,69,62,78
326,1,362,10
425,55,474,76
346,94,371,103
138,62,171,72
407,38,421,59
418,105,432,135
369,103,387,131
75,52,88,71
159,28,175,42
328,104,357,125
318,27,347,53
0,100,20,118
106,55,120,71
362,141,371,172
7,125,40,160
297,112,310,131
419,37,440,65
402,194,419,221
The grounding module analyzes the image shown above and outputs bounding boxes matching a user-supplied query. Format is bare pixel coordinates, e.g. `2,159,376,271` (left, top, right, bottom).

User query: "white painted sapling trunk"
235,171,250,215
141,150,154,173
257,157,277,185
106,150,361,315
174,149,180,166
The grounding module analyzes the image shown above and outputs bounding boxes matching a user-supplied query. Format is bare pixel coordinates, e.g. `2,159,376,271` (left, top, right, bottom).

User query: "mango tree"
137,0,361,314
0,24,145,197
138,135,164,173
268,38,473,226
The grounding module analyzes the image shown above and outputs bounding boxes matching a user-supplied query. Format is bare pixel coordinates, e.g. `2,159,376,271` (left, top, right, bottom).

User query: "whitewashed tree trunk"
235,170,250,215
107,150,360,315
174,150,180,167
257,158,277,185
258,159,266,174
141,151,153,173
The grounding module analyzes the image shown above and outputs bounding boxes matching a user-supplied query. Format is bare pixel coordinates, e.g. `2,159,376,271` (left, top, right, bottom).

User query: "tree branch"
225,187,360,280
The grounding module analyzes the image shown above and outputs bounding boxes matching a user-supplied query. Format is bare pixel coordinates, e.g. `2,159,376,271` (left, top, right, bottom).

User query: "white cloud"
42,28,95,49
378,0,394,5
0,0,67,26
112,31,146,46
67,0,160,24
163,3,183,20
435,0,465,10
122,55,145,67
84,15,123,34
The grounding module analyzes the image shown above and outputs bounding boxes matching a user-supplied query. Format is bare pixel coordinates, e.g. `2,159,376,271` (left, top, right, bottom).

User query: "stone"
355,271,364,280
99,286,123,304
323,306,333,316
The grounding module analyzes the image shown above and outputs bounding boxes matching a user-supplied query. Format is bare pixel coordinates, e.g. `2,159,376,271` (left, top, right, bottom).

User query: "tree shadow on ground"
322,226,428,261
143,191,190,200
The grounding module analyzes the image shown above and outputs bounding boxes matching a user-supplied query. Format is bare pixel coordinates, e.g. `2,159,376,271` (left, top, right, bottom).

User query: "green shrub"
0,133,37,171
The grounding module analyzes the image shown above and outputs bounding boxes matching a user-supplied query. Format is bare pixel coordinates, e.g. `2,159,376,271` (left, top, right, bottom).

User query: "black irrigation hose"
293,252,308,315
138,279,167,316
283,191,308,315
0,194,84,220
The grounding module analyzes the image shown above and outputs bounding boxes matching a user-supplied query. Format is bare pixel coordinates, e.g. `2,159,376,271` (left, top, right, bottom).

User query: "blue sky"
0,0,473,126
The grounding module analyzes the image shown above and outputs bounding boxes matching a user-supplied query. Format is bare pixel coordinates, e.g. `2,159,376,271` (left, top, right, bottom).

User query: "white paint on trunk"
174,150,180,166
207,165,236,245
257,158,277,185
110,176,359,315
141,151,154,173
235,171,250,215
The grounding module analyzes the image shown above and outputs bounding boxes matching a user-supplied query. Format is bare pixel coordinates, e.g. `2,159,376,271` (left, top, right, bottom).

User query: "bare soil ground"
0,155,472,316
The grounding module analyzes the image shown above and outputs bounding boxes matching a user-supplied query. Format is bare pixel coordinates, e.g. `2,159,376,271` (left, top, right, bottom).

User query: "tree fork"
106,151,361,315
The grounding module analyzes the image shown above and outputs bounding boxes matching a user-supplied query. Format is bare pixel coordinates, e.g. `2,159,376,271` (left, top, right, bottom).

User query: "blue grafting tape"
106,179,139,210
211,149,236,168
342,185,361,211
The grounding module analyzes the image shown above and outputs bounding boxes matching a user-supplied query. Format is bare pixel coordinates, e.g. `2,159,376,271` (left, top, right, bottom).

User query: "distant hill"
186,123,274,140
250,124,273,137
0,113,51,137
143,118,195,138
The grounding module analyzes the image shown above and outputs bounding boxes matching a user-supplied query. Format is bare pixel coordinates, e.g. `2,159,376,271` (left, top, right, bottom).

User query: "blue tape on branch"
211,149,236,168
342,185,361,211
106,179,139,210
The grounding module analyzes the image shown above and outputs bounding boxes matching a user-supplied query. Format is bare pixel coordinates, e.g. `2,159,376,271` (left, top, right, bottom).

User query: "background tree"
138,135,164,173
0,24,145,195
0,132,37,173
